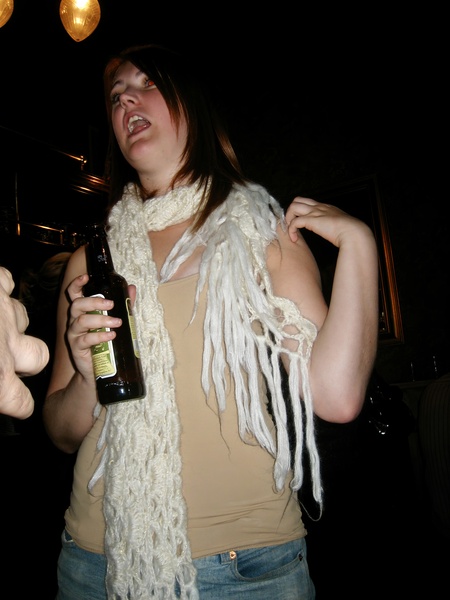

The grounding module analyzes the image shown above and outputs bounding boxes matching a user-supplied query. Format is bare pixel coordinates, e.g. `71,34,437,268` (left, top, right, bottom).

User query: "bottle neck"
86,226,115,277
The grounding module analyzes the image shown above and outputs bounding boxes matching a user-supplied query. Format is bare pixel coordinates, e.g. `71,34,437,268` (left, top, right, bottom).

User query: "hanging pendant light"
59,0,101,42
0,0,13,28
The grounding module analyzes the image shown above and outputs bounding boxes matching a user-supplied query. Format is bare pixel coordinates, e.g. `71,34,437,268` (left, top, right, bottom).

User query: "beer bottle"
83,223,146,405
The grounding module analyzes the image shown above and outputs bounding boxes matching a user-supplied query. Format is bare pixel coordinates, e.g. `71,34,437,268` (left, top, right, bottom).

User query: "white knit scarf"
90,180,322,599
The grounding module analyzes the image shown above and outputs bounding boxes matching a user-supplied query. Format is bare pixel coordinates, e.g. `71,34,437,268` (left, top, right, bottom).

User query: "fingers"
12,296,30,334
70,295,115,322
67,296,118,356
285,197,354,246
0,375,35,420
0,267,46,419
128,284,137,307
66,273,89,301
0,266,15,295
14,335,50,377
285,197,318,242
65,274,127,374
285,197,320,222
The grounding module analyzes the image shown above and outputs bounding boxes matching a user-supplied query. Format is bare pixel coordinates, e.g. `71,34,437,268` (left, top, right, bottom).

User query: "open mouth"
128,115,150,134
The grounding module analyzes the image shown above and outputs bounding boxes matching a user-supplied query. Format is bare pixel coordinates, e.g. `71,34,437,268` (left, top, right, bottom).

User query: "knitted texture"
90,181,322,598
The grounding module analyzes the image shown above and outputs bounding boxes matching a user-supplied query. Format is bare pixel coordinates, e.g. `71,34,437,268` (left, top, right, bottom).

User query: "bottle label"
89,294,117,380
126,297,141,359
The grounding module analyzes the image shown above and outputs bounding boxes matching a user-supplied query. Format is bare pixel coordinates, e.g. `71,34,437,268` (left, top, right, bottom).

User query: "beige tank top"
65,275,306,558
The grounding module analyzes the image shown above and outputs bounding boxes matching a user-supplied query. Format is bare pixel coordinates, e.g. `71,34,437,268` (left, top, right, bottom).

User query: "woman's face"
109,61,187,185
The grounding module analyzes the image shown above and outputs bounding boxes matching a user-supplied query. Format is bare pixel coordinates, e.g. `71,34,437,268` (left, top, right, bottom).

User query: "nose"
118,87,138,108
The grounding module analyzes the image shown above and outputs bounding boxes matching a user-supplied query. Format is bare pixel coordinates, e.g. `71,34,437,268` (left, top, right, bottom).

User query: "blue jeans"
57,529,315,599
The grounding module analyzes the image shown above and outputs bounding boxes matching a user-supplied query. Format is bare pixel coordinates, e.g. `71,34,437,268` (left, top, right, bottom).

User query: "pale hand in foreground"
0,266,49,419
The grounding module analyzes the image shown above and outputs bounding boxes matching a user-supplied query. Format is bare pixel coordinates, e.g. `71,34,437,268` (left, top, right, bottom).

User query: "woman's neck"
139,173,191,200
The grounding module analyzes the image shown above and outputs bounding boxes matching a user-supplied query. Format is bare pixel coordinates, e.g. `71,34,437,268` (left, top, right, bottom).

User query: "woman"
43,44,379,599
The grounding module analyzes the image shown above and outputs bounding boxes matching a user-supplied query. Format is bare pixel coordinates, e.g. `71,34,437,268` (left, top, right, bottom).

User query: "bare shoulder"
267,223,327,327
62,245,88,284
54,245,88,310
267,222,321,281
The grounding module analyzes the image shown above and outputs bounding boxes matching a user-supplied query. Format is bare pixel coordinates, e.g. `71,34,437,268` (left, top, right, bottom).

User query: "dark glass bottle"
83,224,146,405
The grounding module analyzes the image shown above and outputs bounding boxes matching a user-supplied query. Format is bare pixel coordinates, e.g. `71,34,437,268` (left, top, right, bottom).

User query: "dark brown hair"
103,44,248,230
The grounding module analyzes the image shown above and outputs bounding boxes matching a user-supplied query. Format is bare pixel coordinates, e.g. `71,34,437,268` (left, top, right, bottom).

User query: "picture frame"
302,174,403,345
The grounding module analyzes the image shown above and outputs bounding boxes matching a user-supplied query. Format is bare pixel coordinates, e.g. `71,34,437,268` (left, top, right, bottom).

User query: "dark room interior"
0,2,448,598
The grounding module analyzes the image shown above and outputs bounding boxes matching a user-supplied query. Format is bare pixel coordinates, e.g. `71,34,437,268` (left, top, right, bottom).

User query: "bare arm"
42,247,123,453
268,197,379,423
0,266,49,419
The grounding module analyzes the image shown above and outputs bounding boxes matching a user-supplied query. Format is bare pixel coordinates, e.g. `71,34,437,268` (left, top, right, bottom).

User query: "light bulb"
59,0,101,42
0,0,13,28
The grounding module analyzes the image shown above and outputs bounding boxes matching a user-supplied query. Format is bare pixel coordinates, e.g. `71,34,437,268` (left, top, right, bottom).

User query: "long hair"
103,44,248,230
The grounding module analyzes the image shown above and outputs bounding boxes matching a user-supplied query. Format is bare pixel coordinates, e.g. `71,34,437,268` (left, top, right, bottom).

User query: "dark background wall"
229,93,449,385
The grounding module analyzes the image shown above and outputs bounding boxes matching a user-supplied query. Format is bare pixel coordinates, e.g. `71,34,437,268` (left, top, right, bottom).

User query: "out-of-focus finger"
0,374,34,419
0,266,15,295
14,335,50,377
12,297,30,334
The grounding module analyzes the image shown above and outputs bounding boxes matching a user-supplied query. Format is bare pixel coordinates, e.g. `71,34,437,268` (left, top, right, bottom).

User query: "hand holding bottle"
83,224,146,404
64,274,119,383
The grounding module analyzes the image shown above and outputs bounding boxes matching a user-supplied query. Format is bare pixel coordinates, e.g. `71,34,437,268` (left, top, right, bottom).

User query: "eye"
143,77,156,90
109,77,156,105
